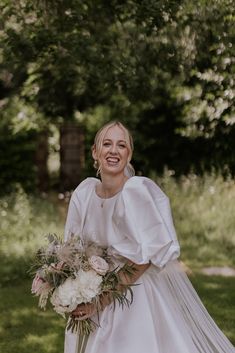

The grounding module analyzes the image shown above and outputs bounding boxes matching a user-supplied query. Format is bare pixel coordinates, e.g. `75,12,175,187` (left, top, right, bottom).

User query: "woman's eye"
103,142,111,147
119,144,126,148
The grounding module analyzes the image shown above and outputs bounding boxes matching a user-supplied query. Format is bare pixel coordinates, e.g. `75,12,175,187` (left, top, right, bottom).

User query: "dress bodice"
82,188,121,247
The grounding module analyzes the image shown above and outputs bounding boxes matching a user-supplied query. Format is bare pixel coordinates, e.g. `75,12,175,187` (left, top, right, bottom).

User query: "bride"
64,121,235,353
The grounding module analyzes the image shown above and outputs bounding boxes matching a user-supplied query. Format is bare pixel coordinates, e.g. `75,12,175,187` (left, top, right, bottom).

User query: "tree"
1,0,235,185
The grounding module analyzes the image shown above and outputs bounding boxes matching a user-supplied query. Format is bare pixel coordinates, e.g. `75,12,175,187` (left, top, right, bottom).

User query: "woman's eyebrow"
103,139,126,143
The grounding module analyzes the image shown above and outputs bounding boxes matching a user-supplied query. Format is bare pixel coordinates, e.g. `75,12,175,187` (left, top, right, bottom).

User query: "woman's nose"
110,144,118,153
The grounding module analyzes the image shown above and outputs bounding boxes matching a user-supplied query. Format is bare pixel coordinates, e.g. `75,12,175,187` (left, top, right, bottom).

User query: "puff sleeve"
111,177,180,268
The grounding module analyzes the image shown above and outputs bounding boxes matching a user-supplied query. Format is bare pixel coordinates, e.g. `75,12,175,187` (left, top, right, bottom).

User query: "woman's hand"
72,293,112,318
72,303,96,318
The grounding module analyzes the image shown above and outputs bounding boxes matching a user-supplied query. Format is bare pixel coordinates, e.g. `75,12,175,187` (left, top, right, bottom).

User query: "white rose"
50,289,77,317
50,269,102,316
75,269,102,302
50,277,83,317
88,255,109,275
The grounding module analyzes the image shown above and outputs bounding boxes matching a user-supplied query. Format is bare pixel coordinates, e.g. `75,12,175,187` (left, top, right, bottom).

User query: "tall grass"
0,186,65,285
155,172,235,269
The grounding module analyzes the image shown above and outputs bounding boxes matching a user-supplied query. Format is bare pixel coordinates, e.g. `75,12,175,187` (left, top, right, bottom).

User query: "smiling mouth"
106,157,120,165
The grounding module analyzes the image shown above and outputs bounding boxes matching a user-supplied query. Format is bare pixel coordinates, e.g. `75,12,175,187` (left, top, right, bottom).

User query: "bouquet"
30,234,135,352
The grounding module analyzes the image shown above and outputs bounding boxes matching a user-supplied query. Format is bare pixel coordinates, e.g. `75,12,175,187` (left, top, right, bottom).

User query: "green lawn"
191,274,235,345
0,280,65,353
0,274,234,353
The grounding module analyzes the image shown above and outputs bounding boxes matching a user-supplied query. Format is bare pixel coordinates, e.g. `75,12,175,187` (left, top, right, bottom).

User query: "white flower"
50,269,102,317
88,255,109,275
50,279,78,317
76,268,103,301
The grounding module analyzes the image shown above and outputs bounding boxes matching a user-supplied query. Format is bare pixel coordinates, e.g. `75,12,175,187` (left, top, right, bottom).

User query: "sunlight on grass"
0,186,65,255
24,333,62,353
202,281,219,290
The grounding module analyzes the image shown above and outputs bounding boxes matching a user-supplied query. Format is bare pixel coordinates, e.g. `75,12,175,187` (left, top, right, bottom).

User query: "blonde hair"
93,121,135,177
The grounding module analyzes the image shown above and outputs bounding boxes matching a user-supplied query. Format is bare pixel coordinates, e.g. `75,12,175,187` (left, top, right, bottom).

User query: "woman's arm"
117,260,151,287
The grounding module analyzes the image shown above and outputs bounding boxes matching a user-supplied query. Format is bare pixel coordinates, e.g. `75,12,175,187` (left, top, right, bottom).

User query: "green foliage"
0,97,47,193
1,0,235,182
175,0,235,136
0,128,36,194
169,0,235,174
74,0,235,176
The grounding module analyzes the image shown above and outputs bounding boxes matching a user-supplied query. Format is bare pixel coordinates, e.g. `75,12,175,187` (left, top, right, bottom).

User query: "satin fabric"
64,177,235,353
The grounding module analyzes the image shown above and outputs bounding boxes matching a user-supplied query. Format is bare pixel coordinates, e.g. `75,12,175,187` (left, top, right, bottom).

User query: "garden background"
0,1,235,352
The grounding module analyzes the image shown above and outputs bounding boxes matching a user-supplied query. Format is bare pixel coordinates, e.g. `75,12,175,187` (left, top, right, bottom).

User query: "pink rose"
88,255,109,275
31,274,45,294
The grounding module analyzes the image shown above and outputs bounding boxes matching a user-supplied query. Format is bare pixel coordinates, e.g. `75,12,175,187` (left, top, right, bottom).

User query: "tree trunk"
35,130,49,192
59,123,85,191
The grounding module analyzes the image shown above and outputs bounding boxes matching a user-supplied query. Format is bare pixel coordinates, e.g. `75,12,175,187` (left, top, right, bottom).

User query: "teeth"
107,157,119,164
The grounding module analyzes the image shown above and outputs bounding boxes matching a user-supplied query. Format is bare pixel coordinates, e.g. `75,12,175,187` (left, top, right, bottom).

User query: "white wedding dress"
64,176,235,353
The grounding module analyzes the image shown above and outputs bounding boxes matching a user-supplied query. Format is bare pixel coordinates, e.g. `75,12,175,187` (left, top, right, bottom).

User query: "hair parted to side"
92,121,135,177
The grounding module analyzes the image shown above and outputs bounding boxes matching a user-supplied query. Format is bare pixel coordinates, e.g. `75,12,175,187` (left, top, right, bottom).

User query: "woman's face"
94,125,130,176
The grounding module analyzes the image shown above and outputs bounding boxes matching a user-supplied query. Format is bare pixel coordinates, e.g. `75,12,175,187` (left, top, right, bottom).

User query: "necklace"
100,190,115,208
99,178,128,208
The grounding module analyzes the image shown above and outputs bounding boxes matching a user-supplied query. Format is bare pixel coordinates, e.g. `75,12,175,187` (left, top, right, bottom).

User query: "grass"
191,274,235,344
156,172,235,269
0,280,65,353
0,276,234,353
0,187,67,352
0,174,235,351
0,186,66,285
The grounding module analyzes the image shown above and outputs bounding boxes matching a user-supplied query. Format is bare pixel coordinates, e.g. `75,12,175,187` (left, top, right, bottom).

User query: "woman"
64,121,235,353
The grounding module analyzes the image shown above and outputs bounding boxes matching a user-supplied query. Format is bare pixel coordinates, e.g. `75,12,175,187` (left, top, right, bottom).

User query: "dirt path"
200,266,235,277
180,262,235,277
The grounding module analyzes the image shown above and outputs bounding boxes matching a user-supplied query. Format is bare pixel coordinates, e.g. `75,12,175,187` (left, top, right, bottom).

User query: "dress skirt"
64,260,235,353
